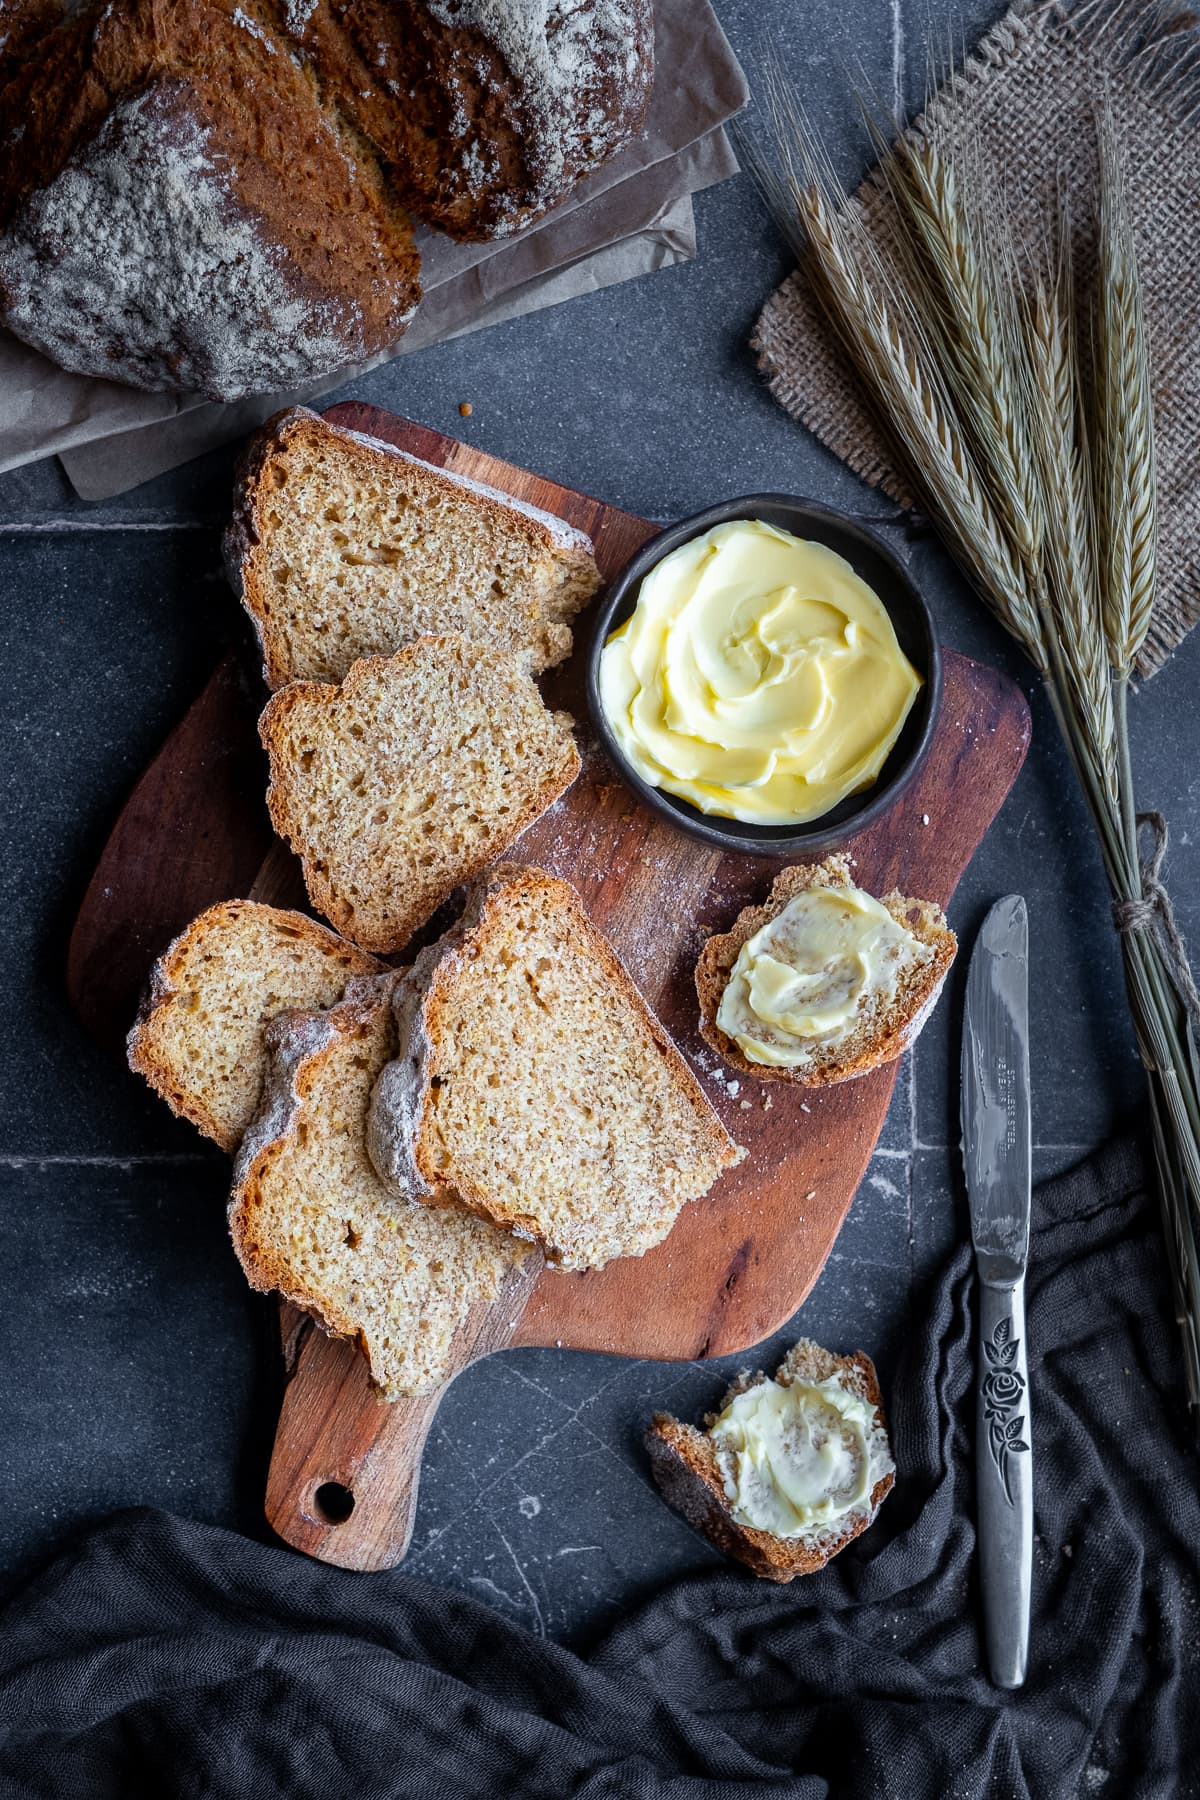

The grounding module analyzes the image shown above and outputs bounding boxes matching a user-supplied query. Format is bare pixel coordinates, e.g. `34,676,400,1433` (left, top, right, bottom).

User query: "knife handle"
976,1278,1033,1688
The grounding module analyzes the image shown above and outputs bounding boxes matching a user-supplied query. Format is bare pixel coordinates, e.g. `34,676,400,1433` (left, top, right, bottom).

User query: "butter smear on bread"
709,1373,894,1538
598,519,921,825
716,882,935,1068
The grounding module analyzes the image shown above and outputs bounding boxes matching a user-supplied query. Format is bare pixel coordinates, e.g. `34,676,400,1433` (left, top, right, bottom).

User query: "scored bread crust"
258,636,581,955
645,1340,895,1582
368,862,744,1269
127,899,381,1152
695,854,957,1087
225,407,601,691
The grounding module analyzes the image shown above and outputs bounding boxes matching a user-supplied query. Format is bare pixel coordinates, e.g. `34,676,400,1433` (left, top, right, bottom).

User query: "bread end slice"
127,900,381,1153
225,406,600,690
368,862,744,1270
645,1339,895,1582
696,854,956,1087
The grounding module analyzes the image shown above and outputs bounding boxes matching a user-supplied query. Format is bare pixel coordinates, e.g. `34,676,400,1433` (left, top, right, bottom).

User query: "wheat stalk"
888,138,1045,582
1096,110,1157,677
796,182,1047,668
1023,267,1119,804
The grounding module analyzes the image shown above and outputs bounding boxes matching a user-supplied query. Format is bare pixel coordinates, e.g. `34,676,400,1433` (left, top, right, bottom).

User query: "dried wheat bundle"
744,81,1200,1405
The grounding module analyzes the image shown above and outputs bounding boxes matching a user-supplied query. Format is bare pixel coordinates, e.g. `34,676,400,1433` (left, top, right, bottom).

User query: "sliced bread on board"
230,974,535,1400
259,635,581,956
695,854,957,1086
127,900,381,1153
645,1339,895,1582
226,409,601,690
368,864,745,1271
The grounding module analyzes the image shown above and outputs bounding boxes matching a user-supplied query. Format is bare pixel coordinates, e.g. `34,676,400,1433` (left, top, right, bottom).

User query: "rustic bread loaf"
0,1,421,399
259,636,580,955
368,863,745,1270
227,408,600,690
279,0,655,242
127,900,381,1153
695,854,957,1086
645,1339,895,1582
230,973,535,1399
0,0,652,398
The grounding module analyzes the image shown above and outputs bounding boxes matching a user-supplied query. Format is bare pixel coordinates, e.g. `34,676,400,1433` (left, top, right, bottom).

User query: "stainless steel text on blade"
961,893,1031,1281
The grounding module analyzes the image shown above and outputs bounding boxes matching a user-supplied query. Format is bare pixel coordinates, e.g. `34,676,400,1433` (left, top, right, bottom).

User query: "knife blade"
961,894,1033,1690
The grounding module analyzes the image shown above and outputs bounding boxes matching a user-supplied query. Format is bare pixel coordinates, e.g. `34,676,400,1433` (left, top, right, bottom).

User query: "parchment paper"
0,0,747,494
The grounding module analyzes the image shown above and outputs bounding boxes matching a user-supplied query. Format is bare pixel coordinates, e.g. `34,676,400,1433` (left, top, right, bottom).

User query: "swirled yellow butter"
716,884,931,1068
598,519,922,826
709,1375,890,1538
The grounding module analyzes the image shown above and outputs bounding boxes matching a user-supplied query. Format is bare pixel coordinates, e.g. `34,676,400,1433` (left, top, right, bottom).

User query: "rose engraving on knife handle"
976,1279,1033,1689
981,1316,1029,1505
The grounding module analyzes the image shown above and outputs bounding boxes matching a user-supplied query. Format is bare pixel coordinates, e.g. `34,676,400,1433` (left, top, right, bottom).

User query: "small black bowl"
586,494,942,859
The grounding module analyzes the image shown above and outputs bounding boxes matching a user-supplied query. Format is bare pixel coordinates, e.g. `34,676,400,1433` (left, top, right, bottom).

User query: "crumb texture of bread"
127,900,381,1153
260,636,581,956
230,973,531,1399
228,409,600,689
368,863,744,1270
645,1339,896,1582
696,853,957,1087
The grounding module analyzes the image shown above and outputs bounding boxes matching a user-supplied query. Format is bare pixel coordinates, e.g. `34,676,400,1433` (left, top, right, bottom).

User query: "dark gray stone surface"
0,0,1175,1639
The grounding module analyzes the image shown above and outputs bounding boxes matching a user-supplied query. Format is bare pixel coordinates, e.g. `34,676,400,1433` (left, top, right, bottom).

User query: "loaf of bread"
227,409,601,690
368,863,745,1270
127,900,381,1152
0,0,652,398
259,636,580,955
696,854,957,1086
230,973,535,1399
645,1339,895,1581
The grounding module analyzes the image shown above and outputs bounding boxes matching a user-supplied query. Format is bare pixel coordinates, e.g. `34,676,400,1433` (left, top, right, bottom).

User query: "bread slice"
127,900,381,1153
645,1339,895,1582
367,864,745,1271
230,973,534,1400
259,635,581,956
696,854,957,1086
226,408,601,690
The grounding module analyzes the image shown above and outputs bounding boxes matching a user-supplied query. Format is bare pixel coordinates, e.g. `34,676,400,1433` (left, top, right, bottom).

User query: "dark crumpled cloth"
0,1139,1196,1800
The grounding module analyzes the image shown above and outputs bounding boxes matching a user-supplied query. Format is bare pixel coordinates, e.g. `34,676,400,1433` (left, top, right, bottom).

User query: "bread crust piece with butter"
695,854,957,1087
645,1339,895,1582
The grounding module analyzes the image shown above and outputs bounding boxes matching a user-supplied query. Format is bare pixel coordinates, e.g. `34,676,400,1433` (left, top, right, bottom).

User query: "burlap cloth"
752,0,1200,678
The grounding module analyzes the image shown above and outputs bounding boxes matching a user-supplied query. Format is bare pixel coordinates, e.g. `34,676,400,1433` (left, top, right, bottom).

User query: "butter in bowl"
588,496,942,856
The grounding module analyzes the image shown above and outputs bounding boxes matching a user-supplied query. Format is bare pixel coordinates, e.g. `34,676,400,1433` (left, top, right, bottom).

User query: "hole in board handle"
313,1481,356,1525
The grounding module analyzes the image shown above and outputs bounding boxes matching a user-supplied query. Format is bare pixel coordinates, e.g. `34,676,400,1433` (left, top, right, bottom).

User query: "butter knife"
960,894,1033,1690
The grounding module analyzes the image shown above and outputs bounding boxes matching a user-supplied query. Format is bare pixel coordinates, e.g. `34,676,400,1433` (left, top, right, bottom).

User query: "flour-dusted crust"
0,0,652,396
695,854,957,1087
225,408,600,690
645,1340,896,1582
282,0,654,242
127,899,382,1152
368,862,745,1269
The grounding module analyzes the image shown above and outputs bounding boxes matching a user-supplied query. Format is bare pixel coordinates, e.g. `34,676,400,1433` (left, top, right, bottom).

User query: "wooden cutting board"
67,401,1030,1571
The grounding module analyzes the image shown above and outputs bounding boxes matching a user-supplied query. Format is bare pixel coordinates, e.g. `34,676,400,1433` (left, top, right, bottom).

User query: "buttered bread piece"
646,1338,895,1581
696,854,956,1086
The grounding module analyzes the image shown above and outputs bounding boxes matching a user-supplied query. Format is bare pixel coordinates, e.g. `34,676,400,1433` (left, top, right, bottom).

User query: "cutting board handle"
266,1262,540,1570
